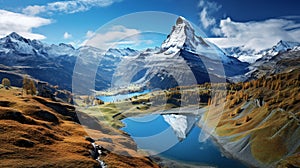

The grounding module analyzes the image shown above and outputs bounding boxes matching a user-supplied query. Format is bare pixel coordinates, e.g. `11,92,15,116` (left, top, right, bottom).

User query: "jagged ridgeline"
0,16,249,94
0,32,139,92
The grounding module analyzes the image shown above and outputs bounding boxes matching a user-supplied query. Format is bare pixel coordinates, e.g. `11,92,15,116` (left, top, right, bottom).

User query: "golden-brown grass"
0,87,158,168
206,68,300,167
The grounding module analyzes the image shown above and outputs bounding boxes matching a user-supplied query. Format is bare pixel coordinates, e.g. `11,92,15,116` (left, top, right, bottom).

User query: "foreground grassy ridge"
205,68,300,167
0,87,97,167
0,87,159,168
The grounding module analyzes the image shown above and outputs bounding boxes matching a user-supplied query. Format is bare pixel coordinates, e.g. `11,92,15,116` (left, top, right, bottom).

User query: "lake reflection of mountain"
121,114,247,168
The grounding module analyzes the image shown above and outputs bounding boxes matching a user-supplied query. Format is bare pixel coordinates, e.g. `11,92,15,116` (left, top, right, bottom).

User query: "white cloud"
198,0,221,9
22,5,46,16
198,0,300,52
82,25,141,49
23,0,122,15
198,0,221,29
0,10,51,40
63,32,72,39
200,8,216,29
208,17,300,51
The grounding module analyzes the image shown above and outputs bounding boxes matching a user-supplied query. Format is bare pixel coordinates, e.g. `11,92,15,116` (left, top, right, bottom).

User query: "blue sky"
0,0,300,50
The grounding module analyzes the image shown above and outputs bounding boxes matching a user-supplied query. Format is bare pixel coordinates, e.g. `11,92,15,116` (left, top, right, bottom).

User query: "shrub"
2,78,11,87
2,78,10,87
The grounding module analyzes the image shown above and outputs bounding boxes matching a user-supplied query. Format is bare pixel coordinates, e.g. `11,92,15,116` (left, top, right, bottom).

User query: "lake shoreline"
97,89,150,102
93,89,255,167
121,113,249,168
197,122,257,168
95,86,146,97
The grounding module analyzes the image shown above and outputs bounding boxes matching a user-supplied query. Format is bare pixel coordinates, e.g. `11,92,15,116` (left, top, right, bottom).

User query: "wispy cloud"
63,32,72,39
82,25,141,49
208,17,300,51
82,26,155,50
22,0,122,15
22,5,46,16
0,10,51,39
198,0,221,29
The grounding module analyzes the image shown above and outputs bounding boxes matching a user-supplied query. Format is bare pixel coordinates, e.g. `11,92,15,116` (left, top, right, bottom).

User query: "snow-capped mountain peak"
270,40,300,53
59,43,75,50
0,32,36,55
161,16,230,63
161,16,208,53
6,32,26,41
223,40,300,63
161,17,187,52
0,32,79,57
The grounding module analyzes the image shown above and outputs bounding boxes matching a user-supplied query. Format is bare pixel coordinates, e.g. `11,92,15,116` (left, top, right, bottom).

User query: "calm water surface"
97,89,150,102
121,114,247,168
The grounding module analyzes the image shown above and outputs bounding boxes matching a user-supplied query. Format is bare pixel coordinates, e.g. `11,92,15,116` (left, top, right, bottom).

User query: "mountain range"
223,40,300,63
0,33,138,92
0,17,299,92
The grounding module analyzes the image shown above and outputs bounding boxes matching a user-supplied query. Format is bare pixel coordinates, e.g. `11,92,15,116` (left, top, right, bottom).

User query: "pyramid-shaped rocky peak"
161,16,209,53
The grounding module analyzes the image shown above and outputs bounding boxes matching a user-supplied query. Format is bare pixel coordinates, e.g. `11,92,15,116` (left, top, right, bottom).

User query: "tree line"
1,76,36,95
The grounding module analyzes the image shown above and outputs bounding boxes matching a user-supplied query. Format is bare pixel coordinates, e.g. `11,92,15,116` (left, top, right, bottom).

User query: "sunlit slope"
204,67,300,167
0,87,158,168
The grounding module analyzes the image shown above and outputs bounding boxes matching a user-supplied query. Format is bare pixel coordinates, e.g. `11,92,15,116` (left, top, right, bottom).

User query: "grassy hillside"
0,87,158,168
204,68,300,167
